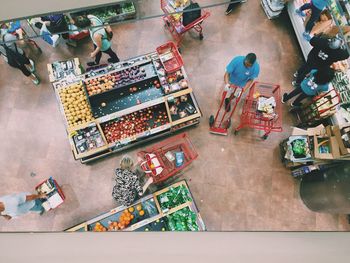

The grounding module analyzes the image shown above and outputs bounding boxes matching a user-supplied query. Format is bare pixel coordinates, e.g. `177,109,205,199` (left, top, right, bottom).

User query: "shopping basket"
156,41,184,73
290,88,340,128
234,81,283,140
137,133,198,183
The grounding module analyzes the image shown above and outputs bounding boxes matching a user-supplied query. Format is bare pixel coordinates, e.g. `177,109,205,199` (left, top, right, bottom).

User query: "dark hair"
314,67,335,85
73,16,91,28
245,53,257,64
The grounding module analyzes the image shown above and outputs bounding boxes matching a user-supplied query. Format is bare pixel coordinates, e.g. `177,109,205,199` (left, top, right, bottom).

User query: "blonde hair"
120,155,134,170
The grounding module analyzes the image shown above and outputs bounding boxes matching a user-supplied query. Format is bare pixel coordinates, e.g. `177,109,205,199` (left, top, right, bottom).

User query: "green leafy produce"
166,207,199,231
291,139,307,158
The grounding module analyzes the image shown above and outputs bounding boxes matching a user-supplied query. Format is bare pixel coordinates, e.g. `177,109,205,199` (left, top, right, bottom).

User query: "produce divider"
65,180,206,232
49,48,202,163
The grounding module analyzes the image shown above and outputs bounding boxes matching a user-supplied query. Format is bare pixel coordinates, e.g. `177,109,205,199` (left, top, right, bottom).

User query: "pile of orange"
108,221,119,231
118,210,134,229
93,222,107,232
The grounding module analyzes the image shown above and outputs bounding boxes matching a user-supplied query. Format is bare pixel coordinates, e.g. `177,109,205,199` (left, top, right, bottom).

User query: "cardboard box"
291,125,327,137
332,124,350,155
313,135,341,160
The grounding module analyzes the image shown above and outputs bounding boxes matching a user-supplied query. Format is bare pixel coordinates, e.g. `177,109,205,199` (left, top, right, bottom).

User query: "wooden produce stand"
49,47,202,163
66,180,206,232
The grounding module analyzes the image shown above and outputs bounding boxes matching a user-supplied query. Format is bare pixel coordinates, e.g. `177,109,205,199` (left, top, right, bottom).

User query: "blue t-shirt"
0,192,35,218
226,56,260,88
301,69,329,96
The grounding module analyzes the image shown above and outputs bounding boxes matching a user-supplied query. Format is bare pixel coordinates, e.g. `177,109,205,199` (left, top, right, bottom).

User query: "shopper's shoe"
293,71,298,78
29,59,35,73
295,9,306,17
32,77,40,86
292,81,300,87
225,98,231,112
108,58,120,63
39,209,45,216
87,61,99,67
281,93,288,104
291,101,302,108
303,32,311,41
225,8,233,15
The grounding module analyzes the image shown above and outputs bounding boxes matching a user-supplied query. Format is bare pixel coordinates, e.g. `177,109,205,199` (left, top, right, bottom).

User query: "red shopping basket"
156,42,183,73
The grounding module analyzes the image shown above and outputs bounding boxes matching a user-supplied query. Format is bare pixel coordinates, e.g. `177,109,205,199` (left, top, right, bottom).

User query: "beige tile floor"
0,1,349,231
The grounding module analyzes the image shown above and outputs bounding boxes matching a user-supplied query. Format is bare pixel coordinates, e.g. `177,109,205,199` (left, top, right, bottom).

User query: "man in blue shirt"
224,53,260,111
0,192,47,220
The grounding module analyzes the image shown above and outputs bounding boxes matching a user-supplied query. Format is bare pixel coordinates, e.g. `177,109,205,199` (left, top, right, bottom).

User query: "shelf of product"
57,82,94,129
50,48,202,163
47,58,82,83
70,2,136,23
65,180,205,232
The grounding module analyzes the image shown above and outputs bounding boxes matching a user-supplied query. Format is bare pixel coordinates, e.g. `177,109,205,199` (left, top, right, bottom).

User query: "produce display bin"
47,58,82,83
49,46,202,163
69,2,137,24
65,180,206,232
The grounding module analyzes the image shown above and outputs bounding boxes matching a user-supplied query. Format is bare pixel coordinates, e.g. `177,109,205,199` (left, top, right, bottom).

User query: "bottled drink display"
157,185,192,212
166,207,199,231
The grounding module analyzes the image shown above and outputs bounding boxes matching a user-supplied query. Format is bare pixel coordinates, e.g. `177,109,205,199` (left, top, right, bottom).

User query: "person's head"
120,155,134,170
328,36,344,50
73,15,91,29
244,53,257,68
0,23,8,36
314,67,335,85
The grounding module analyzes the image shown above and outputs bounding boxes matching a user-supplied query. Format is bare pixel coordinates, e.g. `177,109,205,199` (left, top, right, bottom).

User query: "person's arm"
242,80,254,94
132,173,143,196
91,34,102,58
142,177,153,193
224,71,230,85
25,193,47,202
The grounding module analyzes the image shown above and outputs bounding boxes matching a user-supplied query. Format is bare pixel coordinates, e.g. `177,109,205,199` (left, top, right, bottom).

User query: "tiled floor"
0,1,349,231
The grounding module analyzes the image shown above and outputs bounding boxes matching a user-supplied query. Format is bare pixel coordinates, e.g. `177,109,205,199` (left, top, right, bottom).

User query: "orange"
139,210,145,216
136,204,142,211
128,207,134,213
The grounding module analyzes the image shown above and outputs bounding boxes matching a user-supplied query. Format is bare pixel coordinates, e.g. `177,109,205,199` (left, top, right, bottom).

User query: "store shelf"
287,1,312,60
65,180,206,232
261,0,284,19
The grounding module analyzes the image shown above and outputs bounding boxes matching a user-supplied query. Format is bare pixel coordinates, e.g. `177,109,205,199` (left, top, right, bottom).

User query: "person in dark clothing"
283,67,335,107
293,35,349,86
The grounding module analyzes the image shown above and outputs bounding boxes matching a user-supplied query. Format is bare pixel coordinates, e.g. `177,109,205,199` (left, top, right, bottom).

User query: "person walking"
283,67,335,107
0,24,40,85
112,155,144,207
295,0,330,41
0,192,47,220
74,15,120,67
224,53,260,111
293,35,349,87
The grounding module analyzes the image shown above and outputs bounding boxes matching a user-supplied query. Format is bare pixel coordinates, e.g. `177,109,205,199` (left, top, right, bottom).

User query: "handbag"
182,2,202,26
140,153,164,177
1,34,28,67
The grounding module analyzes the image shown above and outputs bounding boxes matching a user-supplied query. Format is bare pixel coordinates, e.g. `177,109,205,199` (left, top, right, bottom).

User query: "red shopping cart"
209,85,244,136
234,81,283,140
35,177,65,212
290,88,340,128
137,133,198,183
156,41,183,73
161,0,210,47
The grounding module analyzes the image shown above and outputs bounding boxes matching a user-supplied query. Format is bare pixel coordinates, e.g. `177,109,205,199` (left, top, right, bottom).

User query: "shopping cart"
209,85,244,136
35,177,65,212
161,0,210,47
234,81,283,140
137,133,198,183
290,88,340,128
